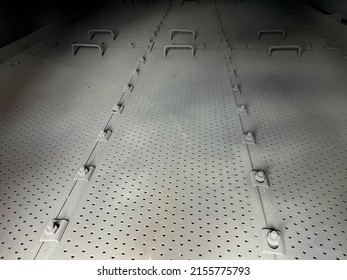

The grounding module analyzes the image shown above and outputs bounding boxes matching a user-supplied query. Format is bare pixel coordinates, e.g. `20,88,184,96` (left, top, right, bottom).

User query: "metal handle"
257,30,286,40
268,45,302,58
71,42,105,56
170,28,196,41
88,29,116,41
164,44,195,58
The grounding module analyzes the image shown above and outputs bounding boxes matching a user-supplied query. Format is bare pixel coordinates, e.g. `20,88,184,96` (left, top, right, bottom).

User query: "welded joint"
250,170,269,188
40,219,69,242
74,165,95,181
261,228,285,257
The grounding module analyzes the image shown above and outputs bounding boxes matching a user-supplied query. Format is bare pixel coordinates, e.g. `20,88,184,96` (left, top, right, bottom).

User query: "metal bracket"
257,29,286,40
170,29,196,41
268,45,302,58
88,29,115,41
236,105,248,115
164,45,195,58
74,165,95,181
250,170,269,188
40,219,69,242
95,129,112,142
242,132,256,145
261,229,285,256
71,42,105,56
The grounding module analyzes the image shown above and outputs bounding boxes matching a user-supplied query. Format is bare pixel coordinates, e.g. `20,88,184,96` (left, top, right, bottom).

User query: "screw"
245,132,253,141
78,166,89,176
255,171,265,183
267,230,280,249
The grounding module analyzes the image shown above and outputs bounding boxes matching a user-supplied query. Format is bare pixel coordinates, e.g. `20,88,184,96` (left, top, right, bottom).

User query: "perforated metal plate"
231,49,347,259
47,48,269,260
1,0,346,260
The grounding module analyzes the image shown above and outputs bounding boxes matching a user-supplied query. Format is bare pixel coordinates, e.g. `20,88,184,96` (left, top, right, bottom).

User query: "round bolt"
255,170,265,183
45,221,58,235
78,166,88,176
245,132,253,141
232,85,240,92
239,105,246,112
267,230,280,249
98,130,107,138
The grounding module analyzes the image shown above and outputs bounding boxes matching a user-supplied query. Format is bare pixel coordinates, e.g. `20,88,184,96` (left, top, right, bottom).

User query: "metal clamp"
257,29,286,40
71,42,105,56
164,45,194,58
88,29,115,41
268,45,302,58
170,29,196,41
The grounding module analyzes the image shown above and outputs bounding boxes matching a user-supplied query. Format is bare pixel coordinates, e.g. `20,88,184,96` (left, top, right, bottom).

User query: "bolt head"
245,132,253,140
98,130,107,137
255,171,265,183
45,221,58,235
78,166,88,176
267,230,280,249
233,85,239,92
239,105,246,111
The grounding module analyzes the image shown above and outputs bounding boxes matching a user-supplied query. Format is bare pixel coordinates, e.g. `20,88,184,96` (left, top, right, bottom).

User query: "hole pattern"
50,50,266,260
234,50,347,259
0,45,142,260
